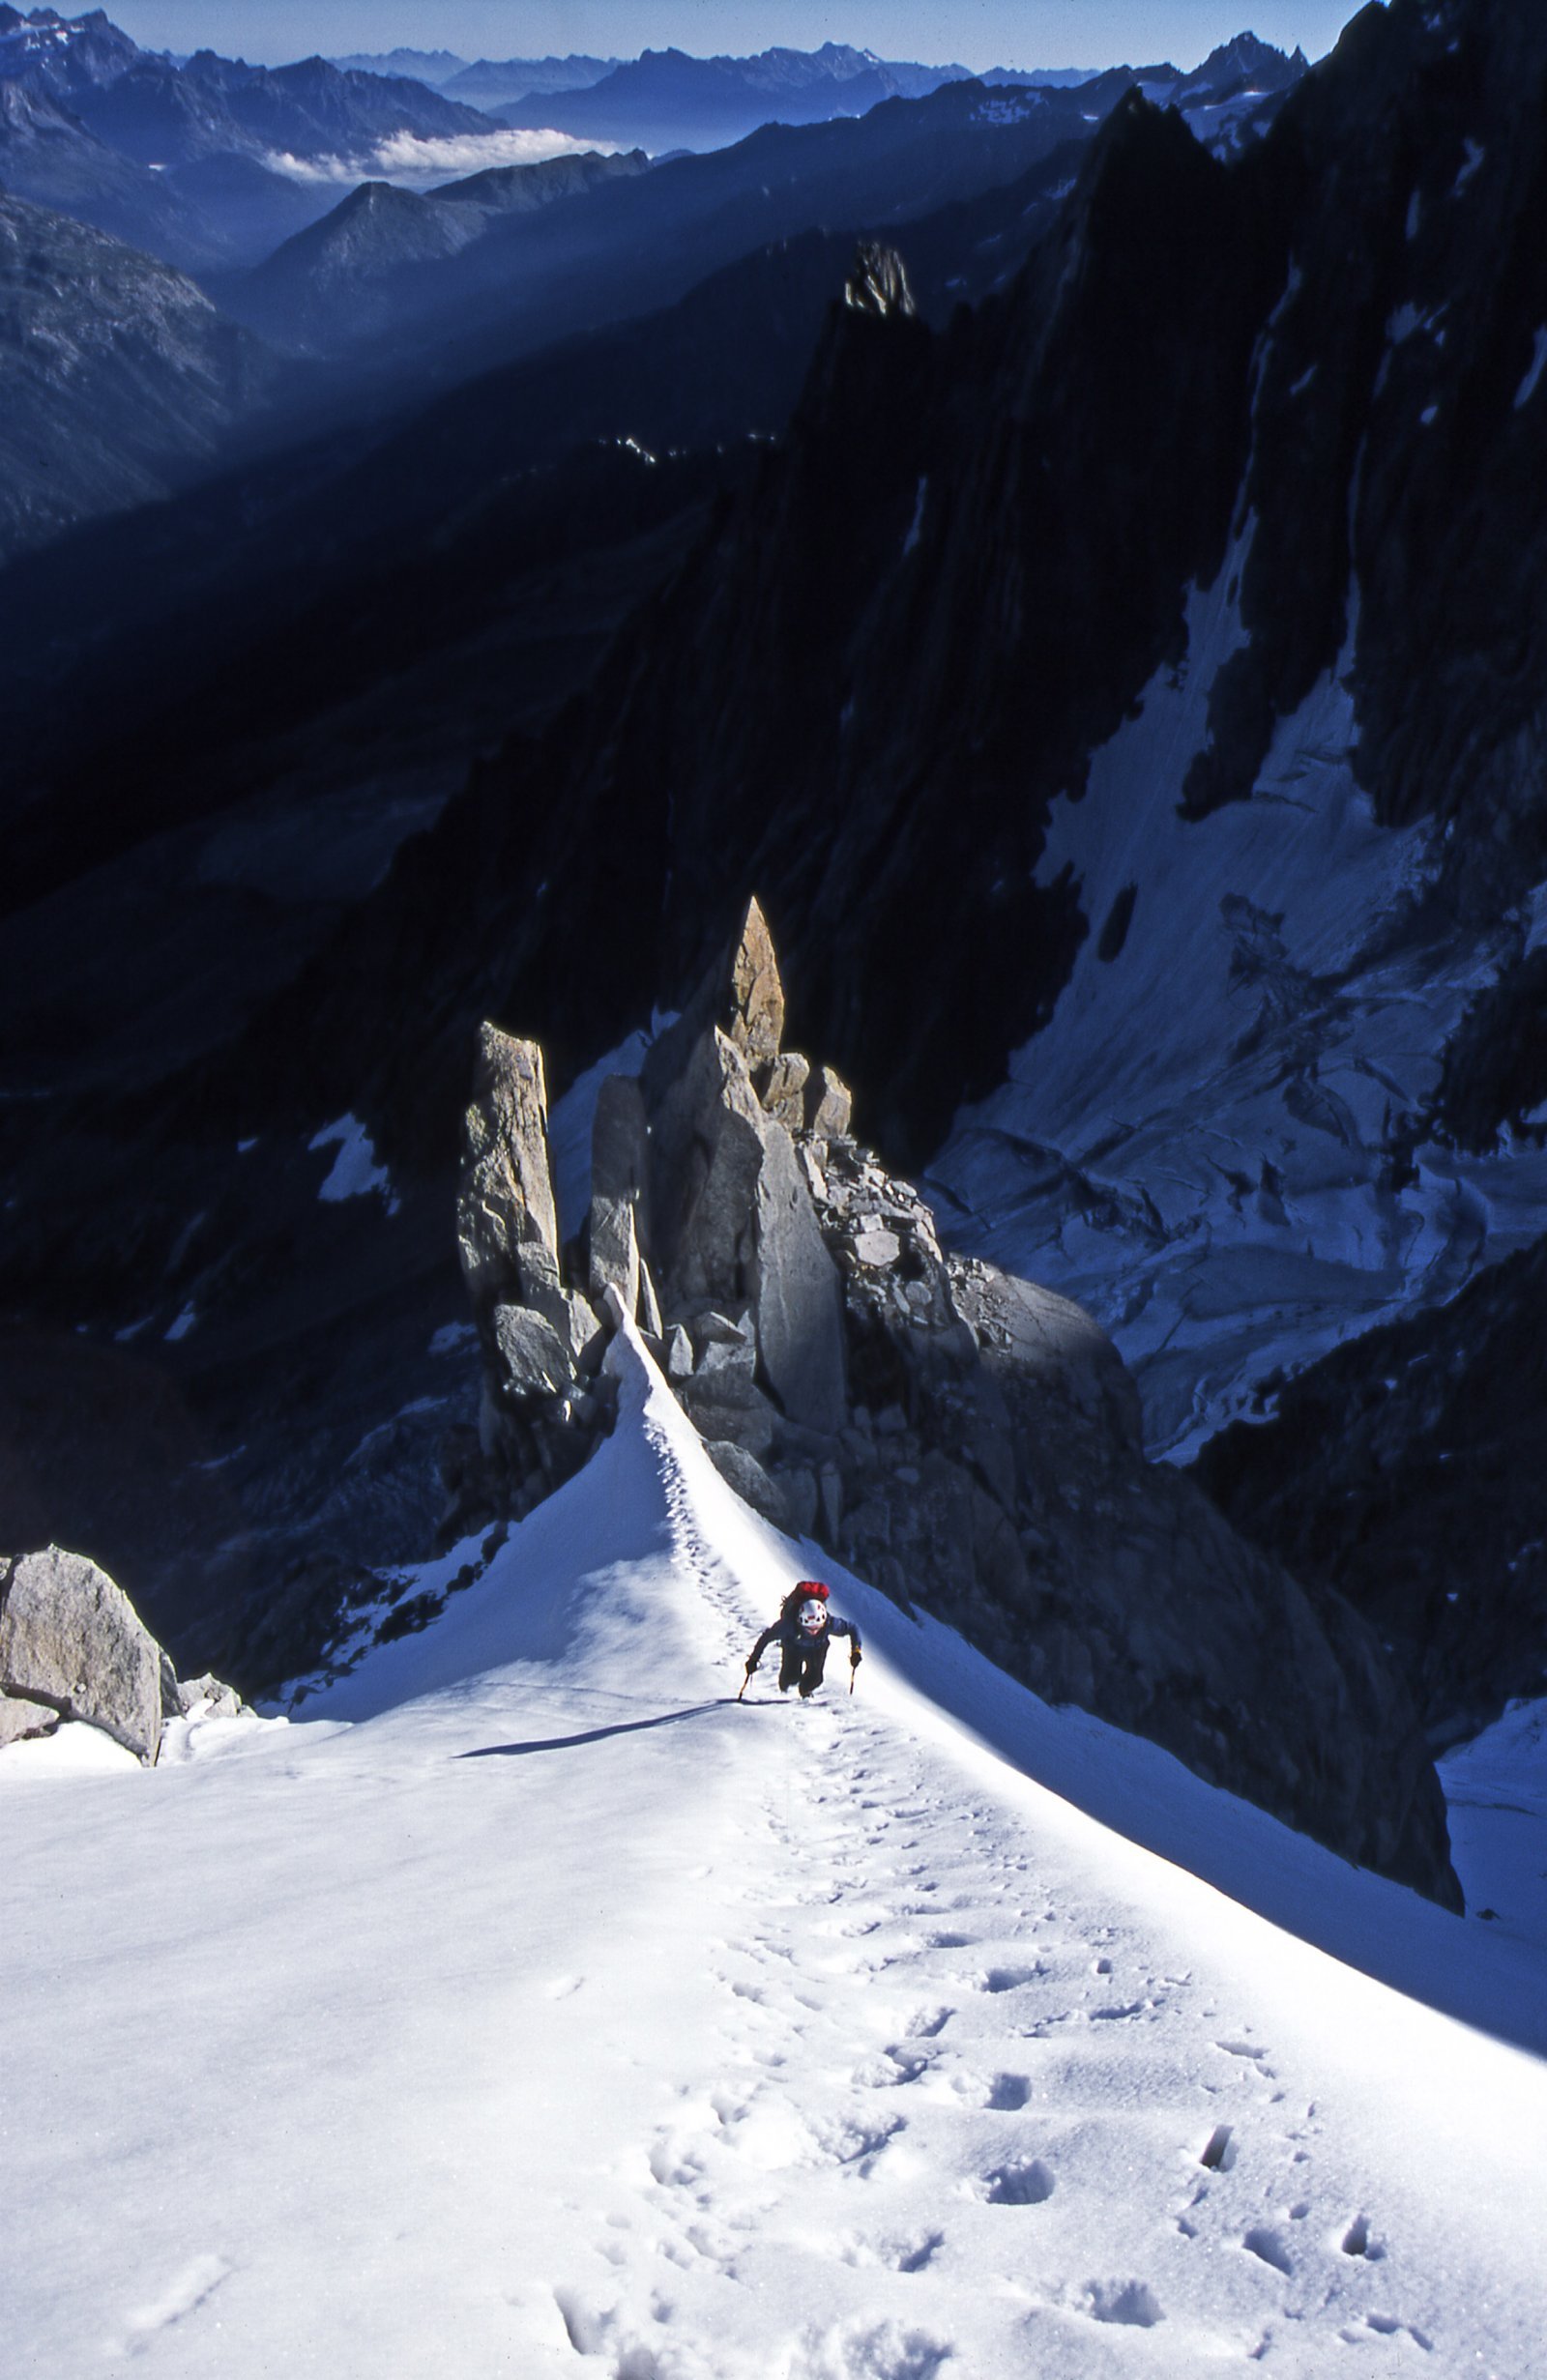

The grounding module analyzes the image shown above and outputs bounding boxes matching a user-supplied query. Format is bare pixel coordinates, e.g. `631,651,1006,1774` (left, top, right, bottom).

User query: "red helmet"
796,1579,830,1600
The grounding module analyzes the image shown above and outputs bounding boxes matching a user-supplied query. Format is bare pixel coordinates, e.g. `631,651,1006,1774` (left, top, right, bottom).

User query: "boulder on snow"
168,1672,246,1721
0,1545,162,1764
456,1026,562,1321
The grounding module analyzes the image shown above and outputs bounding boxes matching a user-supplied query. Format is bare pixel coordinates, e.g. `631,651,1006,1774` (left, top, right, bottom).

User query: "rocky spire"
454,1025,561,1321
726,894,785,1067
843,240,916,318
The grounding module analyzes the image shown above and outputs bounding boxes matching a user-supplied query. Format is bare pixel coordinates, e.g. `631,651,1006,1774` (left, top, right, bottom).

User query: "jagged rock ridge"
443,901,1458,1908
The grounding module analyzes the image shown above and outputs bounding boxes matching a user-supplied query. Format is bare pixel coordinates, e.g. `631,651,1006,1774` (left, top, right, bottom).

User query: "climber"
744,1582,862,1699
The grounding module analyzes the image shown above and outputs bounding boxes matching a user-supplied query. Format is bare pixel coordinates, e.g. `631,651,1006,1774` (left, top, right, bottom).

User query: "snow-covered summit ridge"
7,1312,1545,2374
302,1317,1545,2046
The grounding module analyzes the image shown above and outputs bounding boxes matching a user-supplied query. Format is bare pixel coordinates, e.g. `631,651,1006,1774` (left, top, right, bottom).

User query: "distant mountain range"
0,10,1307,297
490,42,975,153
487,33,1303,156
0,6,506,267
441,55,624,108
329,47,482,86
220,43,1303,374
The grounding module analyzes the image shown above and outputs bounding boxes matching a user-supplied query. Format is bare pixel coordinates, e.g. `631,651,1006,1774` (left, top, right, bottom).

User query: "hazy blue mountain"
230,147,650,351
329,47,469,86
0,186,281,559
168,49,498,160
441,53,621,108
0,72,215,261
979,66,1100,87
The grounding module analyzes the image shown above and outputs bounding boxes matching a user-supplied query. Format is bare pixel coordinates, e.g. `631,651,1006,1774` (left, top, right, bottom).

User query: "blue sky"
107,1,1371,72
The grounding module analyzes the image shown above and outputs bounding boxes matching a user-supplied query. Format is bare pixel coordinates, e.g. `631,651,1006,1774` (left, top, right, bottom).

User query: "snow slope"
926,555,1547,1458
6,1328,1546,2378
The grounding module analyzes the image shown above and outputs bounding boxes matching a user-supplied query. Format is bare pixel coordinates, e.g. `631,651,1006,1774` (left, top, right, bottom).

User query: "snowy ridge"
927,555,1547,1458
6,1327,1545,2375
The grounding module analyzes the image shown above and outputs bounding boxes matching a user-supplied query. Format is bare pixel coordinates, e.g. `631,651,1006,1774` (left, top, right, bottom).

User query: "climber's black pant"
778,1639,831,1697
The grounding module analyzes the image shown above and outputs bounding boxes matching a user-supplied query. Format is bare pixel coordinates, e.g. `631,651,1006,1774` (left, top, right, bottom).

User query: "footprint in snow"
551,2285,671,2372
1215,2037,1276,2075
1074,2278,1163,2328
1242,2226,1295,2276
1359,2313,1433,2349
1340,2213,1385,2259
978,2157,1056,2206
854,2046,932,2089
817,2112,908,2171
835,2228,945,2274
787,2316,955,2379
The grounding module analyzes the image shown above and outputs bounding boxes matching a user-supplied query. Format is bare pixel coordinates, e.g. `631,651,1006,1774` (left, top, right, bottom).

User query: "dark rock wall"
1195,1234,1547,1750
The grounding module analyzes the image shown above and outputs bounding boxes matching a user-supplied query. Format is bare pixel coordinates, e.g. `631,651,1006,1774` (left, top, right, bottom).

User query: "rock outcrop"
0,1544,246,1763
447,901,1460,1906
450,1025,612,1520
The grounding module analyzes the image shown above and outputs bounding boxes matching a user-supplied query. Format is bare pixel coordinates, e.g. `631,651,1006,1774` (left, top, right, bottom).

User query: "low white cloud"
265,126,619,191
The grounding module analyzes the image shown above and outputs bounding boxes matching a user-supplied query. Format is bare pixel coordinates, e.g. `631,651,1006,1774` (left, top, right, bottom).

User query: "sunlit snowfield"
6,1329,1545,2377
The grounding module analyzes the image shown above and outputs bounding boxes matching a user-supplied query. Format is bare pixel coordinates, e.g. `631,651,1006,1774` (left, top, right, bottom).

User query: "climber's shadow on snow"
458,1700,735,1758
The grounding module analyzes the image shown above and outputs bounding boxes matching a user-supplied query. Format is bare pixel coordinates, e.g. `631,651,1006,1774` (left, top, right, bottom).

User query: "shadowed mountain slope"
0,188,282,560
